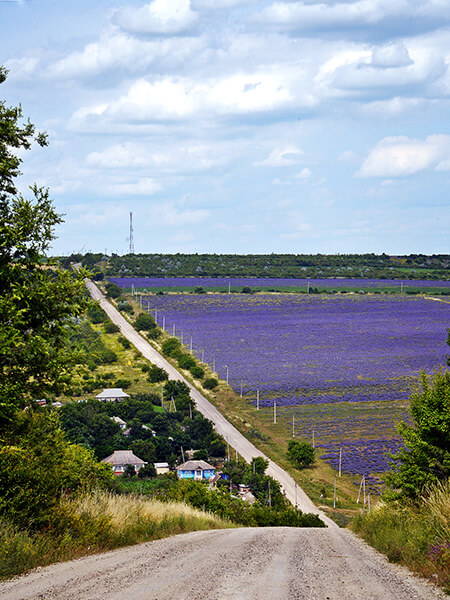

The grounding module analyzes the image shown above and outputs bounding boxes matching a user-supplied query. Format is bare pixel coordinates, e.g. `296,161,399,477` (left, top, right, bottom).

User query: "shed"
154,462,170,475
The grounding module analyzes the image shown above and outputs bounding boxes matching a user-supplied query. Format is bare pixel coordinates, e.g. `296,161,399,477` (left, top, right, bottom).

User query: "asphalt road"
1,528,445,600
85,280,334,526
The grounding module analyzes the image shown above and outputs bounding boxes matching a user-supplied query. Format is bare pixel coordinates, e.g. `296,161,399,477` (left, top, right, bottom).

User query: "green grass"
0,490,235,580
352,480,450,593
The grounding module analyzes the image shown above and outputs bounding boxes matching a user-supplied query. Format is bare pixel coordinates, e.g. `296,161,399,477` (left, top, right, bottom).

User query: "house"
101,450,147,476
110,416,127,430
96,388,130,402
154,462,170,475
176,460,216,481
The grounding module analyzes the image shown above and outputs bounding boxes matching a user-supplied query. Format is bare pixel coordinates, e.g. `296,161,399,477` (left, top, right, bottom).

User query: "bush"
87,305,107,324
138,464,157,479
97,348,118,365
118,335,131,349
178,354,196,370
117,300,134,314
104,321,120,334
105,282,122,299
148,365,169,383
190,365,205,379
146,328,161,340
287,440,315,468
162,337,182,358
114,378,132,389
135,313,156,331
203,377,218,390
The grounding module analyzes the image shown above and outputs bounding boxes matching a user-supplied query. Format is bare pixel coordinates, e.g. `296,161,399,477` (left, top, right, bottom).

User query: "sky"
1,0,449,256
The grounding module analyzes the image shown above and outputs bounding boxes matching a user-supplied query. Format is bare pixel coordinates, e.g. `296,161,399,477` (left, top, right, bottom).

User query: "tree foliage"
385,370,450,500
0,67,89,426
287,440,315,469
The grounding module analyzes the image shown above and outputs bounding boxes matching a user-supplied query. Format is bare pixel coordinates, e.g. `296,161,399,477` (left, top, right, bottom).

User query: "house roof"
154,462,170,468
177,460,215,471
96,388,130,399
111,416,126,425
101,450,146,465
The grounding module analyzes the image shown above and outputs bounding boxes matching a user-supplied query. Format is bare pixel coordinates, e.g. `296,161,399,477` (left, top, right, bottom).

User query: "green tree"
385,370,450,500
134,313,156,331
0,67,89,426
287,440,315,469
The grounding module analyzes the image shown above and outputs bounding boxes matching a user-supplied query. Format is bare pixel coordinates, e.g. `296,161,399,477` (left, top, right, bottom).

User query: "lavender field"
111,276,450,291
143,293,449,488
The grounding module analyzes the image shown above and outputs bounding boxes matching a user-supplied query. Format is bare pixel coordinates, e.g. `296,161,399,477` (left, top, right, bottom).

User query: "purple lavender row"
110,276,450,289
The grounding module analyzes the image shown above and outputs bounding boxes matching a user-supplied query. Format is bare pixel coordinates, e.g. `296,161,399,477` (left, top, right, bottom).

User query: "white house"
101,450,147,476
96,388,130,402
110,416,127,430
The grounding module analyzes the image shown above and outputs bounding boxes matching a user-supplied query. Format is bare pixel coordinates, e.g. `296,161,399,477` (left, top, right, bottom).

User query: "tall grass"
353,480,450,593
0,490,235,580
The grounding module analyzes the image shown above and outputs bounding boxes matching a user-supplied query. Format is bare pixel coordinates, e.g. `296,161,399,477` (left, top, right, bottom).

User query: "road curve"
86,280,334,525
0,527,445,600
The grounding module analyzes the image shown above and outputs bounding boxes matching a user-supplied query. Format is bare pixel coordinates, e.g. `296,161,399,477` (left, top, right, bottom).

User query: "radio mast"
129,212,134,254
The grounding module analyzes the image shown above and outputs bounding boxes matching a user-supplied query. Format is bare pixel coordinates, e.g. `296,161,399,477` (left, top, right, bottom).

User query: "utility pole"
273,400,277,424
190,337,193,353
240,379,243,397
312,429,315,448
292,414,295,438
339,447,342,477
225,365,229,385
129,212,134,254
256,389,259,410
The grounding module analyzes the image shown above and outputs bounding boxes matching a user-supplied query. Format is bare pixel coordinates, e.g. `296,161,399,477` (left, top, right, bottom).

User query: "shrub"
146,328,161,340
148,365,169,383
138,464,157,479
190,365,205,379
203,377,218,390
104,321,120,334
117,300,134,314
287,440,315,468
161,337,182,358
105,282,122,298
135,313,156,331
98,348,118,364
118,335,131,349
114,378,132,389
87,305,106,324
178,354,196,370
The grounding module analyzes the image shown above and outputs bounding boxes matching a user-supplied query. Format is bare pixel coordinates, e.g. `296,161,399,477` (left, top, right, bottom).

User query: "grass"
0,490,235,580
352,480,450,593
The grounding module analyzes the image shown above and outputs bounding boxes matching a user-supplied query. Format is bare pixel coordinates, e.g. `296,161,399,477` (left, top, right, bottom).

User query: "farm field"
110,276,450,295
138,292,449,492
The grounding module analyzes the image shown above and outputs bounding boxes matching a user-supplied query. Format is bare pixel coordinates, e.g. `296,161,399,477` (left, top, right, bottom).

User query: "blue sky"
1,0,449,255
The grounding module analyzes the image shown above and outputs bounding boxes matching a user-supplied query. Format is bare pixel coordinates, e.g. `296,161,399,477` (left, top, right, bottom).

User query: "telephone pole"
129,212,134,254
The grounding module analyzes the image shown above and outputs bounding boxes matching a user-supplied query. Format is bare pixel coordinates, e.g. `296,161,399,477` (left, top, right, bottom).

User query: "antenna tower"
129,211,134,254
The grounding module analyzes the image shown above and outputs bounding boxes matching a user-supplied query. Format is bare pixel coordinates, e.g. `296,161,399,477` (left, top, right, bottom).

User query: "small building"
96,388,130,402
101,450,147,476
154,462,170,475
111,416,127,430
176,460,216,481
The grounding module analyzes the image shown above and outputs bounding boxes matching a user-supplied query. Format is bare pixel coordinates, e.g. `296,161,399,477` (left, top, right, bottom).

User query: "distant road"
1,527,445,600
86,280,335,526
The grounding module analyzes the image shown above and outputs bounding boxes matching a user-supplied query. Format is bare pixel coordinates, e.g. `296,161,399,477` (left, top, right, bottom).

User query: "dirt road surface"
1,528,445,600
85,280,334,526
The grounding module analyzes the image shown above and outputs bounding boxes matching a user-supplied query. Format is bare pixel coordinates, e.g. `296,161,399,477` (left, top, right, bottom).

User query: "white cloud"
148,201,209,226
72,71,297,125
107,178,162,195
115,0,197,35
357,134,450,177
294,167,311,179
371,43,413,68
253,1,450,33
254,146,303,167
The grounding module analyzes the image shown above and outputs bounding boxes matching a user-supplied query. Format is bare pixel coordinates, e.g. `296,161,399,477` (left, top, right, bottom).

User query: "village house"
110,416,127,430
101,450,146,476
176,460,216,481
96,388,130,402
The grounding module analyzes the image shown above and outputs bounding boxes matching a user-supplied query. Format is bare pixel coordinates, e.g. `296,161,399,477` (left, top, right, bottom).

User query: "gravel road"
1,528,445,600
85,280,334,526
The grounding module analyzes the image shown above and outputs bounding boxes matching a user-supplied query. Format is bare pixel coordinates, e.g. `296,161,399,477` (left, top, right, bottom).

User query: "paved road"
86,280,334,526
1,527,445,600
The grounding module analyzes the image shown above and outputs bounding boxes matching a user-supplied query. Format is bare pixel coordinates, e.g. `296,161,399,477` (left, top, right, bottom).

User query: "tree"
0,67,89,426
287,440,315,469
385,370,450,500
134,313,156,331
